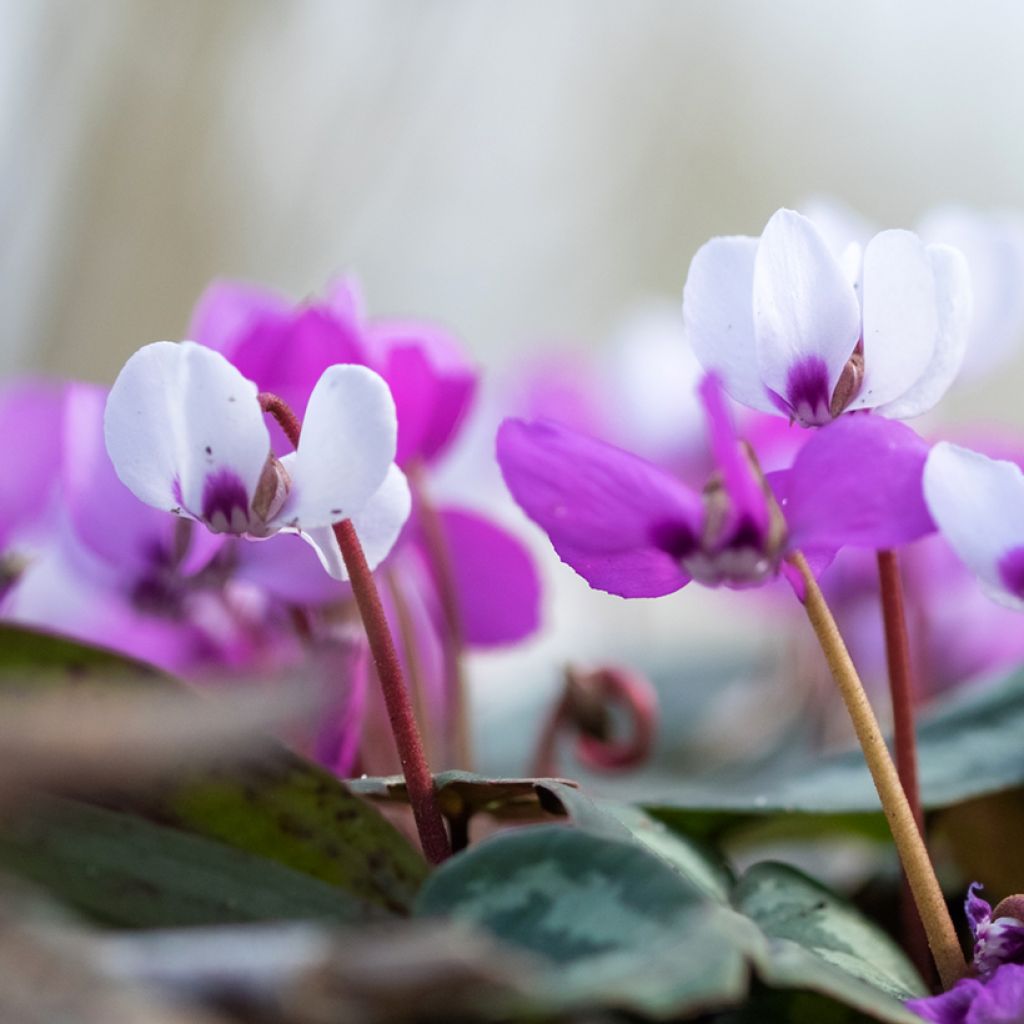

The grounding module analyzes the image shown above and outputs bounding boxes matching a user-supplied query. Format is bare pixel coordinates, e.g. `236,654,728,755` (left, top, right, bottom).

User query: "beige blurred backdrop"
4,0,1024,424
4,0,1024,750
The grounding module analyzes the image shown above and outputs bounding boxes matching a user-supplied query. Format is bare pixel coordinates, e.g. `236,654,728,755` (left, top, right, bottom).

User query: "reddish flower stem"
259,392,450,865
877,548,932,983
877,550,924,832
407,462,473,769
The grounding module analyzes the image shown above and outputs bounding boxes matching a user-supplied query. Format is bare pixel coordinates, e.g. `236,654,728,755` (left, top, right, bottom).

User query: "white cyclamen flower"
923,441,1024,611
804,197,1024,385
104,341,410,580
682,208,972,426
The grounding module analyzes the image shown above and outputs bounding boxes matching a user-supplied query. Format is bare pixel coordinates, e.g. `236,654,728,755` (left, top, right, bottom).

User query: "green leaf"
645,665,1024,838
733,862,925,1001
416,824,748,1018
415,826,922,1022
0,625,428,913
0,797,384,928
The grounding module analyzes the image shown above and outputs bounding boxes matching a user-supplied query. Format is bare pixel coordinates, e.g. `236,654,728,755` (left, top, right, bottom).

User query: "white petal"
297,466,411,580
752,209,861,412
876,245,972,419
799,196,876,260
923,442,1024,609
270,364,397,531
105,341,269,523
848,230,938,411
682,234,775,413
918,206,1024,380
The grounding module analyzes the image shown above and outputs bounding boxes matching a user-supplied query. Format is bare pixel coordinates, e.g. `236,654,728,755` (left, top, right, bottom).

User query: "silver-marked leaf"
734,861,925,1001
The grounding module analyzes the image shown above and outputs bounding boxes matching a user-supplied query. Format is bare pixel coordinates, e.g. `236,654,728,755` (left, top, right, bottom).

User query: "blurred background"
4,0,1024,765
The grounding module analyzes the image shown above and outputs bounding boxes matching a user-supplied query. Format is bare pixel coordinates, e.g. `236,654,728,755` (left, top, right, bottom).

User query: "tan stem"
790,551,965,989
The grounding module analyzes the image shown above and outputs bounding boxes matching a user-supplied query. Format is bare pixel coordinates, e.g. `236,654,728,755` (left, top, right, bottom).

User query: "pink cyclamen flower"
923,442,1024,610
497,373,934,598
190,277,476,469
104,340,410,579
907,964,1024,1022
964,884,1024,978
682,208,972,426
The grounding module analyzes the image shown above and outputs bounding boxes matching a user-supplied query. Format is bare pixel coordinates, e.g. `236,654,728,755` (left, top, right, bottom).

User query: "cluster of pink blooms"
0,279,540,774
4,200,1024,1017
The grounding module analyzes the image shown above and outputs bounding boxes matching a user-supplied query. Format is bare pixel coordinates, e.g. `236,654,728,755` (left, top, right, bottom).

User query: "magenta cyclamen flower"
903,884,1024,1019
923,442,1024,610
907,963,1024,1023
682,208,971,426
104,341,410,579
497,373,934,598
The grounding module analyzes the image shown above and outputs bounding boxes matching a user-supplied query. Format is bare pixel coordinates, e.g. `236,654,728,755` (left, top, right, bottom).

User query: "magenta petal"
0,378,64,549
230,306,368,421
497,419,700,598
699,373,769,544
368,321,477,466
428,507,541,647
782,416,935,553
188,279,290,353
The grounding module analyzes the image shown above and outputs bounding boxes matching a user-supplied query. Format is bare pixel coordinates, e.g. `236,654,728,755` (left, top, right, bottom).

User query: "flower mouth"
679,444,787,589
769,350,864,426
201,469,253,534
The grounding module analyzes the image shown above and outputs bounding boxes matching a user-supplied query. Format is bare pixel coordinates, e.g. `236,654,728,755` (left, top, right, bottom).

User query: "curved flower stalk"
805,197,1024,383
104,341,410,579
105,338,449,863
923,442,1024,610
189,278,541,768
682,208,972,426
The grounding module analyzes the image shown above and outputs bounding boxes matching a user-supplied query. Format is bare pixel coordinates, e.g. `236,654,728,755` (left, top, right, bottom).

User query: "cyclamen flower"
907,963,1024,1023
805,197,1024,383
682,208,972,426
965,884,1024,977
497,373,933,598
104,340,410,579
904,884,1024,1020
923,442,1024,610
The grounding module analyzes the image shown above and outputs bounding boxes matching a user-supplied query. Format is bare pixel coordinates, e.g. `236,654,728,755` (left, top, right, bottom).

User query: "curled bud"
532,664,657,777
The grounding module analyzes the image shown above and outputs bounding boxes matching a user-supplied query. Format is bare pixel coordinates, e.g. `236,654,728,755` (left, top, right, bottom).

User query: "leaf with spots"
0,625,427,913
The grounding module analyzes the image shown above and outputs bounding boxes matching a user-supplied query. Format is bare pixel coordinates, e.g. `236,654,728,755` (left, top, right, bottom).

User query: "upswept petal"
230,306,367,424
270,364,398,531
874,244,971,419
298,465,411,581
187,279,289,354
698,373,768,544
752,209,861,415
367,320,477,466
430,507,541,647
782,416,934,553
918,206,1024,380
497,418,701,598
0,377,64,548
63,383,182,571
799,196,875,259
848,229,939,411
682,234,774,413
105,342,269,520
923,442,1024,609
